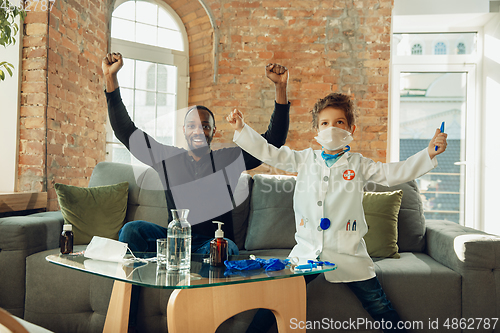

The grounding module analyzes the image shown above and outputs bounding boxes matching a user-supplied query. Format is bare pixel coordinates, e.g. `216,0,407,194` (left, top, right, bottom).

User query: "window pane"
411,44,422,55
156,94,176,145
135,22,157,46
112,1,135,21
158,7,180,30
158,28,184,51
134,90,156,135
111,17,135,42
135,60,156,91
136,1,157,25
117,58,135,89
157,64,177,94
109,145,132,164
457,43,466,55
399,72,466,223
434,42,447,55
393,33,476,56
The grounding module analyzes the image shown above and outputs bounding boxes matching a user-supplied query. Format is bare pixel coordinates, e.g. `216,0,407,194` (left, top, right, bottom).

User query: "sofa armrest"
0,211,64,316
425,219,500,320
0,211,64,253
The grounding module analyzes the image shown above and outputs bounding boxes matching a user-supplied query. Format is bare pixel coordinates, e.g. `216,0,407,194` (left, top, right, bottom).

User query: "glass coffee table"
46,247,336,333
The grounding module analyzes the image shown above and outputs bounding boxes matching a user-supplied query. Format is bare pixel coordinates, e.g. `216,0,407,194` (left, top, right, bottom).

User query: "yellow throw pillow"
54,182,129,245
362,190,403,259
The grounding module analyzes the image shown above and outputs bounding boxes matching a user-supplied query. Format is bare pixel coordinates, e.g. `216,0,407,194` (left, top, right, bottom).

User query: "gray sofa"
1,161,500,333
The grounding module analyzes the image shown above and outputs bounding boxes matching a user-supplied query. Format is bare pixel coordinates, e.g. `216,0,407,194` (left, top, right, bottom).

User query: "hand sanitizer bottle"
210,221,228,267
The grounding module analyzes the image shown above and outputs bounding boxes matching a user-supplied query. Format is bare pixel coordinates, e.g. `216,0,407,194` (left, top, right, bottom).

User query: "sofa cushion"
372,252,462,327
363,190,403,258
54,182,129,245
365,180,426,252
244,174,297,250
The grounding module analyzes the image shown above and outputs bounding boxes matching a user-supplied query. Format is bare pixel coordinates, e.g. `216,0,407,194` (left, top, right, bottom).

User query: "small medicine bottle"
60,224,74,254
210,221,228,267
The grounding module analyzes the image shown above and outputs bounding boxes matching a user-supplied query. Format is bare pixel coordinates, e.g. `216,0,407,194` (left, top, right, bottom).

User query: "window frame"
0,15,23,192
106,0,190,163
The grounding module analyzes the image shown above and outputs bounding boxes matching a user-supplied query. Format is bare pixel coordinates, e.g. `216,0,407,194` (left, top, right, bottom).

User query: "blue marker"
435,122,445,151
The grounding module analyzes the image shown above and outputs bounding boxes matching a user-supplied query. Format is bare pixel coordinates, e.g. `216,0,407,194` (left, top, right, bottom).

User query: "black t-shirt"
106,88,290,244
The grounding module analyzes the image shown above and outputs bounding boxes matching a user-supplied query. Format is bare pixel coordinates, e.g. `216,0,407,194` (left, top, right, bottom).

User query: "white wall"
482,13,500,235
0,16,22,192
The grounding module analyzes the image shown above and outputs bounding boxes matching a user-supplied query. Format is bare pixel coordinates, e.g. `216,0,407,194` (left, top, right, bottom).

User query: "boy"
226,93,447,333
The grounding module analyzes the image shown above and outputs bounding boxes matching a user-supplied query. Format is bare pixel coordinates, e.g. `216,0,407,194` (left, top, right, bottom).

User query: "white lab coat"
234,124,437,283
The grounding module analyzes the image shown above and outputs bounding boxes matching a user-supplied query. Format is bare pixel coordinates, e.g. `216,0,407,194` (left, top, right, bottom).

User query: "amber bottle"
60,224,74,254
209,222,228,267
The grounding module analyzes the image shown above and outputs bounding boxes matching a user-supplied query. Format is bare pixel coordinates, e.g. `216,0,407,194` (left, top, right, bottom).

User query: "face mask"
85,236,128,262
315,127,353,151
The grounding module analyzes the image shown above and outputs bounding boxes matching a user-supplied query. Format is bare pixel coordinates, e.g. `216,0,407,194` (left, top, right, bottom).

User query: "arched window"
434,42,447,55
457,42,466,55
107,0,189,164
411,44,422,55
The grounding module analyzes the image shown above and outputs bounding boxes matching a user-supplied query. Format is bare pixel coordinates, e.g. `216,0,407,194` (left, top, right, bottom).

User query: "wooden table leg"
167,276,306,333
103,280,132,333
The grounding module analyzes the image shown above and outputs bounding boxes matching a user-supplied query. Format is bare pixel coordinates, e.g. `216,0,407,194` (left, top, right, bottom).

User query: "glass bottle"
60,224,73,254
167,209,191,271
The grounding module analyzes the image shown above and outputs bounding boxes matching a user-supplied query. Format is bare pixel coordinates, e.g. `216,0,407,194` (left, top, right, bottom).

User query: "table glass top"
46,247,336,289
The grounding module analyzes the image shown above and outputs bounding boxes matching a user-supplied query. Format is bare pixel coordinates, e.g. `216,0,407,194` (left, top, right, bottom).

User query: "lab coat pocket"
337,230,360,255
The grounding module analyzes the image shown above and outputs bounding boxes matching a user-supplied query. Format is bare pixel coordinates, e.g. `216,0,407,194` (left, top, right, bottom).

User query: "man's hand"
266,63,288,104
102,52,123,92
226,109,245,132
266,63,288,86
102,52,123,76
428,127,448,159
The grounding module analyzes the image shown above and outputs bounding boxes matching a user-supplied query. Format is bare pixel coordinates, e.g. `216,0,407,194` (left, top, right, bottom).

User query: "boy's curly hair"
310,93,356,129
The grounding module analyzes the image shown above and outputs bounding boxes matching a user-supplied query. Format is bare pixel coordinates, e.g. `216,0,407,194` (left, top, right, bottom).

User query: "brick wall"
205,0,393,176
17,0,392,210
20,0,111,210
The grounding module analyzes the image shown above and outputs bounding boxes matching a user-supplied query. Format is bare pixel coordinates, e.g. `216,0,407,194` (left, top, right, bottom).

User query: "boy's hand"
428,127,448,159
226,109,245,132
266,63,288,86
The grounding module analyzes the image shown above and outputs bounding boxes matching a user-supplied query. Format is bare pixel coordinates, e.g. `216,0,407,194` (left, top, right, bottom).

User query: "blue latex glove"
253,258,288,271
224,259,261,271
224,258,288,272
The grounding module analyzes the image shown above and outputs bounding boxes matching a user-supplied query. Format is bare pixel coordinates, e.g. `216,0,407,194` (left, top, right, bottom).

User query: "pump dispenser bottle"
210,221,228,267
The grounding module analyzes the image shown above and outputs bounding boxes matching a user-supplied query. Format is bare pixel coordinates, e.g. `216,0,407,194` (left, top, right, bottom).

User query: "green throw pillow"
54,182,129,245
362,190,403,259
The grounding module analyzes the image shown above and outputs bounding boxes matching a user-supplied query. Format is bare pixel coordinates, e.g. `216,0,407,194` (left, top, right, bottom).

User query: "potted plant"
0,0,26,81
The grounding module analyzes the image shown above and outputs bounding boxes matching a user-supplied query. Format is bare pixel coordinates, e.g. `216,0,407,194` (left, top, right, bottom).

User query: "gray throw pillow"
231,173,253,250
244,174,297,250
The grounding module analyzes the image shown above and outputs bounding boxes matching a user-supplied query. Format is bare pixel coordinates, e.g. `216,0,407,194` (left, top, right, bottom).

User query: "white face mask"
85,236,128,262
315,127,353,151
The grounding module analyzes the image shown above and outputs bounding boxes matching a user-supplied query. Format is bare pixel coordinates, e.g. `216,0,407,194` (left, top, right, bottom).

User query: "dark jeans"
246,275,407,333
119,220,239,328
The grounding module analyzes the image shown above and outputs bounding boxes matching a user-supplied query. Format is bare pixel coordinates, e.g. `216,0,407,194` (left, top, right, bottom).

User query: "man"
102,52,290,255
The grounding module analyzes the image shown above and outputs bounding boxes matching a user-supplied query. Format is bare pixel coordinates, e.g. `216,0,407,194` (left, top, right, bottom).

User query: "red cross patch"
343,169,355,181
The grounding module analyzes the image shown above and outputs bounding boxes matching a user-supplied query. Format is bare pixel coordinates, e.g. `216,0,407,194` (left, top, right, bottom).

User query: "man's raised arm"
243,63,290,170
